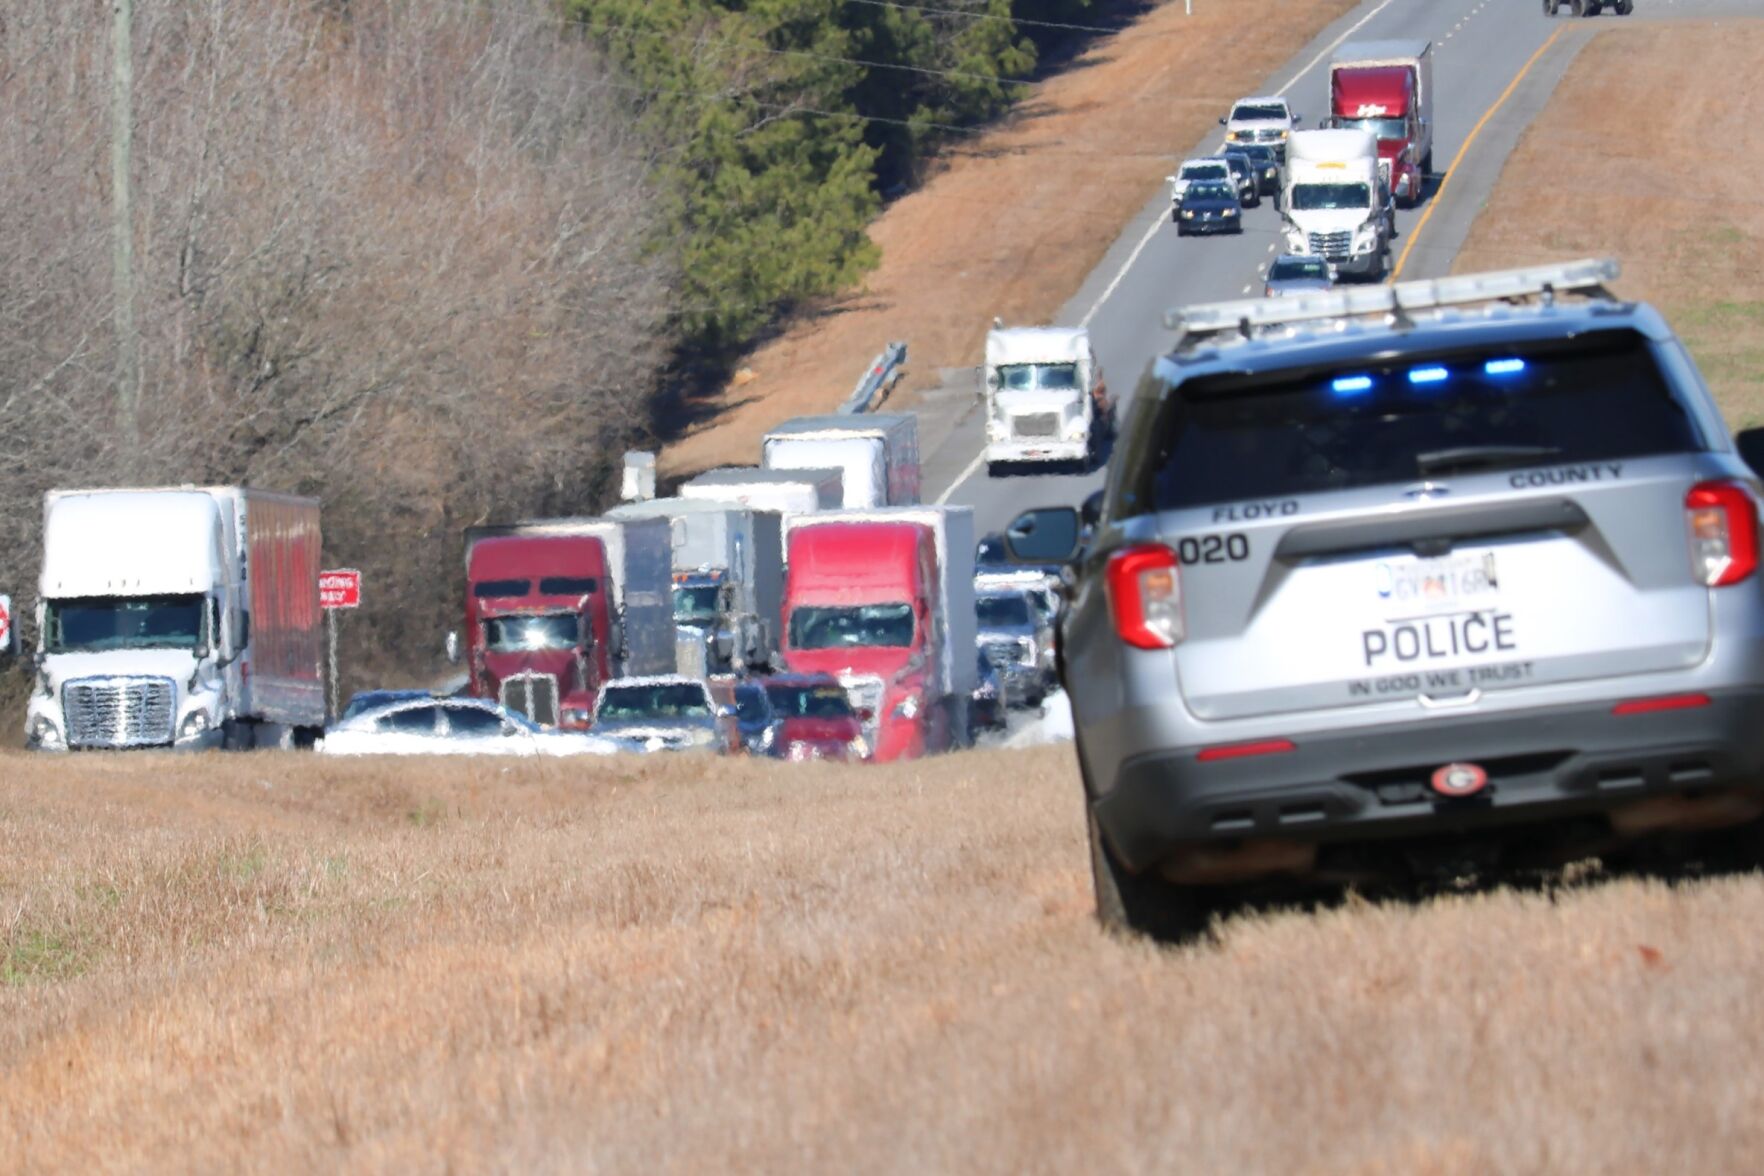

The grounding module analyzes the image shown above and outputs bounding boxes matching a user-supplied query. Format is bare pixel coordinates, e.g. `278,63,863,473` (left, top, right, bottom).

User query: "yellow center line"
1389,26,1567,283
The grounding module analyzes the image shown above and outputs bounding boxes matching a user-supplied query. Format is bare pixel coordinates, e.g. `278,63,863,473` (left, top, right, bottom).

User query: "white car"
1219,95,1299,159
1167,157,1234,206
319,696,619,757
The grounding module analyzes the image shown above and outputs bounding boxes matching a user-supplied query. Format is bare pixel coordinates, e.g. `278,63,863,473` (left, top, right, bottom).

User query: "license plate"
1373,551,1499,610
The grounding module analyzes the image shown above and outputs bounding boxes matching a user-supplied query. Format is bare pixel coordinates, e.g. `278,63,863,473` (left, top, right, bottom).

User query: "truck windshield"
597,684,711,720
1135,332,1703,512
997,363,1079,392
1186,183,1237,203
483,614,579,653
1290,183,1370,211
1232,103,1286,121
765,683,856,719
45,595,206,653
789,604,915,650
977,595,1032,627
673,584,720,624
1337,117,1407,141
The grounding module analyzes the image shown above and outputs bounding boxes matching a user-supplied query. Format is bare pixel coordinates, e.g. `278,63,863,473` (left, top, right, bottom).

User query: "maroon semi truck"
457,518,675,730
1329,40,1433,208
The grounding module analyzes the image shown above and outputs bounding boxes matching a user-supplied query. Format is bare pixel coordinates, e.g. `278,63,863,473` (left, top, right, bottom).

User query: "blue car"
1175,181,1243,236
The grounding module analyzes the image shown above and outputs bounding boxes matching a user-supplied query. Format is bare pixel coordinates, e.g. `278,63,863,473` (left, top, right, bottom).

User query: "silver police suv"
1006,260,1764,939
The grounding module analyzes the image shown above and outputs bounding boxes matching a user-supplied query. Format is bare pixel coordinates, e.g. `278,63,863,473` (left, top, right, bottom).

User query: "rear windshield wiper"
1415,445,1563,477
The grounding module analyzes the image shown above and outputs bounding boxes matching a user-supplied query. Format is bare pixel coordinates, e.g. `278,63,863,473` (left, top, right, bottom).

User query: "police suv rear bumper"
1093,689,1764,874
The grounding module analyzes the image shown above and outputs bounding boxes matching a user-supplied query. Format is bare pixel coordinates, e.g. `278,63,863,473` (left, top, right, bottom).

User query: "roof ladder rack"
1163,258,1621,350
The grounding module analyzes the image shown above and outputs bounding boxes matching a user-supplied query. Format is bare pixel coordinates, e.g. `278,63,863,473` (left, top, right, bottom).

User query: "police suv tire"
1614,0,1631,11
1568,0,1584,13
1087,809,1211,943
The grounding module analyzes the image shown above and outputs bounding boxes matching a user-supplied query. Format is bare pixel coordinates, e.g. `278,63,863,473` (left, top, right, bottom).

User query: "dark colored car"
1234,143,1283,196
970,649,1008,736
1175,182,1243,236
732,681,785,757
762,674,870,762
1264,253,1336,298
1221,150,1261,208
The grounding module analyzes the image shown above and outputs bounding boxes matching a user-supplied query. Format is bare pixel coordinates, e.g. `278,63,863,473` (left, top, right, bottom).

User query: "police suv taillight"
1106,545,1184,649
1686,481,1759,587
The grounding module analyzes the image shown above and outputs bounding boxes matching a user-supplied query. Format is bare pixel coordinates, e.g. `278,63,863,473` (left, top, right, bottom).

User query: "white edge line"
941,0,1403,506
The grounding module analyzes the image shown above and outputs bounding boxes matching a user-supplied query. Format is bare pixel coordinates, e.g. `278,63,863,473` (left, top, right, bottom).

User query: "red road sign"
319,569,362,610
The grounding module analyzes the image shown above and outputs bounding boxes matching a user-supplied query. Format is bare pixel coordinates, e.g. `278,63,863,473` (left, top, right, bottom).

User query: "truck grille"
1308,230,1352,259
1256,128,1285,143
1011,413,1059,439
64,677,175,749
838,674,886,746
983,640,1030,669
499,673,559,728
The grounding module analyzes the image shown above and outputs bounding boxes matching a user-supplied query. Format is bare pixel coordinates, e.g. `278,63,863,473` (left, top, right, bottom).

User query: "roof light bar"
1163,258,1621,344
1408,366,1449,385
1484,358,1527,376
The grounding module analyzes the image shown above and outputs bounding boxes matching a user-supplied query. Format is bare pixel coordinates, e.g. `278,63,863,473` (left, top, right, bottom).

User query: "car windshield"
1269,257,1331,282
1239,145,1276,163
765,683,856,719
483,613,579,653
673,584,720,624
1182,164,1228,181
1187,183,1237,202
1232,103,1286,122
45,594,205,653
597,683,712,721
343,690,429,721
1338,116,1407,141
1290,182,1370,211
977,595,1032,626
1135,331,1705,511
788,603,915,650
734,685,772,723
997,362,1080,392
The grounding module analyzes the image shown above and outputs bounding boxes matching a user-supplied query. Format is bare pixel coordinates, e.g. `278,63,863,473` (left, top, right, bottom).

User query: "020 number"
1176,533,1249,565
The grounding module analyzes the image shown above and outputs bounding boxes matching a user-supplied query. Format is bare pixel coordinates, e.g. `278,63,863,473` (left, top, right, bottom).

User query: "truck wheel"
1087,810,1212,944
1421,149,1434,176
1613,0,1631,11
1568,0,1585,13
1542,0,1556,12
1585,0,1601,13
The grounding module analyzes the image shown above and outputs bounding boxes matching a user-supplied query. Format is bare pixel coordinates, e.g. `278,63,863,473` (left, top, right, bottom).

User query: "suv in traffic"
1008,260,1764,939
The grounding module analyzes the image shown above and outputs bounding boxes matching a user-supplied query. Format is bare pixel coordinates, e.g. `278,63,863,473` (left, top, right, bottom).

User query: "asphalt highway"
922,0,1750,535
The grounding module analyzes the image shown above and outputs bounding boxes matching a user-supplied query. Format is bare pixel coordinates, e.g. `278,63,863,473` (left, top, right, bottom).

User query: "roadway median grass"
1454,19,1764,427
5,748,1764,1170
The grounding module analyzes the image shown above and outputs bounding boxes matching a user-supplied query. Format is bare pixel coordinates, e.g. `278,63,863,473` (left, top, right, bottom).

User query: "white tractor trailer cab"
982,324,1113,473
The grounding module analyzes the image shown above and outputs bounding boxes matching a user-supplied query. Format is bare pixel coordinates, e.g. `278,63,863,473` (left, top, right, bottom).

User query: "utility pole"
111,0,139,472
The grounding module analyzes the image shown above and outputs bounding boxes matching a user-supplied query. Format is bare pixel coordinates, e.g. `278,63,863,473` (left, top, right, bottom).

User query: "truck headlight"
29,716,65,751
1181,209,1195,220
1222,207,1238,217
760,725,777,750
1284,228,1307,251
560,706,591,728
1354,222,1381,251
178,711,212,741
891,694,921,720
848,735,870,760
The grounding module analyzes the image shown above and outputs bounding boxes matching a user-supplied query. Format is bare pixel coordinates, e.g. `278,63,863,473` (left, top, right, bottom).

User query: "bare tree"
0,0,677,703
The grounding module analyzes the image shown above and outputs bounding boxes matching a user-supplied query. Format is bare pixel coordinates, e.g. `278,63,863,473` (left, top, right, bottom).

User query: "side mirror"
1164,174,1177,185
445,630,461,665
1735,428,1764,480
1217,117,1227,126
717,703,738,720
1293,114,1303,125
1005,507,1082,565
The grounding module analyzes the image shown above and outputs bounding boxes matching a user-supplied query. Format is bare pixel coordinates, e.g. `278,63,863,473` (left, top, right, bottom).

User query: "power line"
841,0,1141,36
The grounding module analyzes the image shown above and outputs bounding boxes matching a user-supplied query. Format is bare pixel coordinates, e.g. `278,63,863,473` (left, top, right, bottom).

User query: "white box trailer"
680,467,844,516
762,414,920,508
29,486,324,750
607,496,785,675
465,517,676,678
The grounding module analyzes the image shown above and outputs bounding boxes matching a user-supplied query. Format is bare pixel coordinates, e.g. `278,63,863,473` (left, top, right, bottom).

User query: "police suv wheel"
1086,809,1212,943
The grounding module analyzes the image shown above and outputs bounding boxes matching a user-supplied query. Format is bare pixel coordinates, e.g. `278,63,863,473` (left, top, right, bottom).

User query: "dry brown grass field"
1455,20,1764,428
4,747,1764,1172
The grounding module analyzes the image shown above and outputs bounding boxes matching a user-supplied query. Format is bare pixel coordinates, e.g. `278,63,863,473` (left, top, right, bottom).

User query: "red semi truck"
780,507,975,762
457,518,675,730
1328,40,1433,208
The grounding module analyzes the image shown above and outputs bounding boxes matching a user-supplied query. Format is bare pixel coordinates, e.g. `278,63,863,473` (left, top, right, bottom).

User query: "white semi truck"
982,324,1113,472
607,496,785,678
27,486,325,751
761,414,920,509
680,467,843,518
1280,128,1393,281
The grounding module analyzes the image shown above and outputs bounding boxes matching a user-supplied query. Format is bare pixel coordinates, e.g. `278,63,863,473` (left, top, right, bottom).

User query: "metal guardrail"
839,341,907,414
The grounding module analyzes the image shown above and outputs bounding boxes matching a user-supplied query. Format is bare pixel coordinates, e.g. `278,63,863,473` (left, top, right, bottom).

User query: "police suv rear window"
1141,331,1702,511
